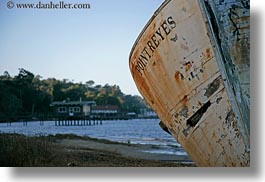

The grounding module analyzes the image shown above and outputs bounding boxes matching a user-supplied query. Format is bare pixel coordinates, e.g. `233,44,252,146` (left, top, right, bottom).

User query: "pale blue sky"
0,0,164,95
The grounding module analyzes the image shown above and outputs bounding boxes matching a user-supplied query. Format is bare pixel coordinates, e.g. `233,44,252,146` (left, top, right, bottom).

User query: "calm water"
0,119,187,156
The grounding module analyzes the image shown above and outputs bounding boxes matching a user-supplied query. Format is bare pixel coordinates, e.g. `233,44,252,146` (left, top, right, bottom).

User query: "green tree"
0,68,148,121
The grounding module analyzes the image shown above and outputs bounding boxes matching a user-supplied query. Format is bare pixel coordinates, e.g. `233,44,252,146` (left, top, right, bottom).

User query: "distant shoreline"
0,133,195,167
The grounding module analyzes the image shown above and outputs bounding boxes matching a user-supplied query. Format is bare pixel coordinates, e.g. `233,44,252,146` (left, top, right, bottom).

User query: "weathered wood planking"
129,0,250,166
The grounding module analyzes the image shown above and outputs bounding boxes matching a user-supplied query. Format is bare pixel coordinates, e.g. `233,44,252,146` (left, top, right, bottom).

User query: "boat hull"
129,0,249,166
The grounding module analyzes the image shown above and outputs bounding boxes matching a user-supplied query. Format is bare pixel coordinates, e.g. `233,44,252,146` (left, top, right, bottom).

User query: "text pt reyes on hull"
133,16,176,76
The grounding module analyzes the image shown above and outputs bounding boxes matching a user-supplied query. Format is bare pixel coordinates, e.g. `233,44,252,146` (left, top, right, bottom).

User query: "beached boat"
129,0,250,166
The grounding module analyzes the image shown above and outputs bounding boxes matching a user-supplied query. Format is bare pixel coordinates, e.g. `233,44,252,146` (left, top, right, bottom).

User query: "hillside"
0,68,148,120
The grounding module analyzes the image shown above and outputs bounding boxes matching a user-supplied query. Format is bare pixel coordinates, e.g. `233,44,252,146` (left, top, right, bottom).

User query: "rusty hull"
129,0,249,166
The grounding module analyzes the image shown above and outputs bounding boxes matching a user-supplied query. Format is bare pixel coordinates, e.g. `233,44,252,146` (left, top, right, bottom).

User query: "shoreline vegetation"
0,133,195,167
0,68,148,122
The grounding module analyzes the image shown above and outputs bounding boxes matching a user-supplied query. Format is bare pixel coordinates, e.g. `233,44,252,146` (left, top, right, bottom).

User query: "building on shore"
138,108,158,119
91,105,119,117
50,100,96,117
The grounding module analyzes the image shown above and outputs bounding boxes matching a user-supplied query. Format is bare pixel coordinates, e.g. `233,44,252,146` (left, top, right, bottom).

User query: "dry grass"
0,133,58,166
0,133,195,167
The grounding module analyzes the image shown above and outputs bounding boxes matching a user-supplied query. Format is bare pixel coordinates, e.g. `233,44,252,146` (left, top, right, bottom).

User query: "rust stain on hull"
129,0,250,167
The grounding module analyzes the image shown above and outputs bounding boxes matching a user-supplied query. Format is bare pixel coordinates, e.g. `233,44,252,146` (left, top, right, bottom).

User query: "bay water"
0,119,188,156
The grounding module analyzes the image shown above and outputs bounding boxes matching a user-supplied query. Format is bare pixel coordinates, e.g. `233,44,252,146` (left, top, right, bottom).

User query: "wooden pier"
55,118,102,126
1,117,103,127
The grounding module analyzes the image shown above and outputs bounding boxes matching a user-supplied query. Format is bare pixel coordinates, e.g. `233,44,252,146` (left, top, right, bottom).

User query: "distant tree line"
0,68,147,119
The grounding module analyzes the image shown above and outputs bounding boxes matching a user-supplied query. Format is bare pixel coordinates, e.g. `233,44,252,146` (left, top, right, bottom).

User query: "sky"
0,0,164,96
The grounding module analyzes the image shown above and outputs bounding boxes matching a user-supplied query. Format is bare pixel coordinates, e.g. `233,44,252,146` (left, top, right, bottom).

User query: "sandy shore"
57,138,192,162
53,135,194,167
0,133,195,167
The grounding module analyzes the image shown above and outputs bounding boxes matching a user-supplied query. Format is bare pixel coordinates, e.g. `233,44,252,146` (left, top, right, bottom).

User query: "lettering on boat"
134,16,176,76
